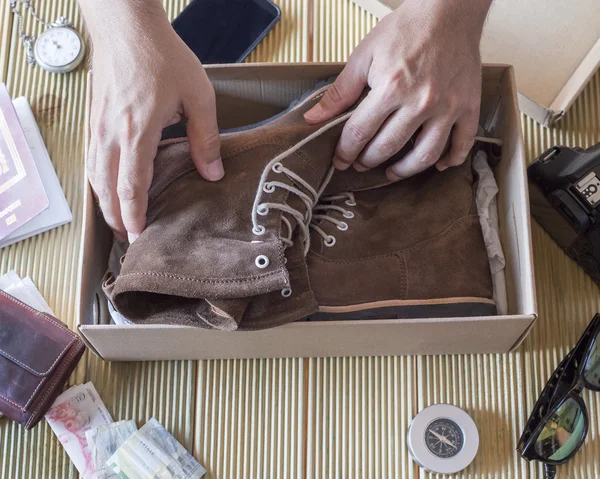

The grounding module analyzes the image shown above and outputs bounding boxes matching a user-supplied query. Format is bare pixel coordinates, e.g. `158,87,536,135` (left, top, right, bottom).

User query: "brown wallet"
0,290,86,429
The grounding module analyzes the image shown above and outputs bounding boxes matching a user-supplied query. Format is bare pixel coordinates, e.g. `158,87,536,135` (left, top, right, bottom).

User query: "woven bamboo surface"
1,0,599,477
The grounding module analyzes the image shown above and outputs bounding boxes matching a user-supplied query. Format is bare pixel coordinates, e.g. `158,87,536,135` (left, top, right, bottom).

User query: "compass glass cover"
534,398,586,461
425,418,464,459
583,330,600,388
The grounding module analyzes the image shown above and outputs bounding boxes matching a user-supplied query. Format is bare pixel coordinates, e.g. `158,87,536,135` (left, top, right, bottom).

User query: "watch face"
425,418,464,459
35,27,83,70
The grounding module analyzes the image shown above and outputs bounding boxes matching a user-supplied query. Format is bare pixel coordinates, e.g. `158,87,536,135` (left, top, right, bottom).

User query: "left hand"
304,0,493,181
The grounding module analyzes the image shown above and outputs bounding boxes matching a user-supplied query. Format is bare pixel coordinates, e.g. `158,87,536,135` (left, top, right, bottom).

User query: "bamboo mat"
1,0,599,477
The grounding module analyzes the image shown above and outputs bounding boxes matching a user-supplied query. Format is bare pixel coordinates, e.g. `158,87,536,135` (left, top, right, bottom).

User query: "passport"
0,83,49,241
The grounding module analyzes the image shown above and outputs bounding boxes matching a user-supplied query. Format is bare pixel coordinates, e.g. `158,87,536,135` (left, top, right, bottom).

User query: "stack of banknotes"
45,383,206,478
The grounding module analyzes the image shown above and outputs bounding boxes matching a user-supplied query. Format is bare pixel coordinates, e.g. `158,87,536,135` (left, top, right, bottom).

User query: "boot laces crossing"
310,192,356,247
250,110,353,297
252,160,336,257
251,110,353,254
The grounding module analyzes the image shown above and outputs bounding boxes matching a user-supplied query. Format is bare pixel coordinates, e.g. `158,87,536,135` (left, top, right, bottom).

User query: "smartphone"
172,0,281,64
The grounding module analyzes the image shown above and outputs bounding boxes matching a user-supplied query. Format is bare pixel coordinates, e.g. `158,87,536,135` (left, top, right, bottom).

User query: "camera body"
528,142,600,285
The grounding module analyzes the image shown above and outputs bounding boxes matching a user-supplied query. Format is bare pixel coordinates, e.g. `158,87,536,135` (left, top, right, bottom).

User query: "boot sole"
306,297,497,321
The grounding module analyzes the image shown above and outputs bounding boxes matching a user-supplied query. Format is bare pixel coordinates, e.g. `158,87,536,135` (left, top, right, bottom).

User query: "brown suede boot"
223,142,497,330
305,147,496,320
104,83,363,329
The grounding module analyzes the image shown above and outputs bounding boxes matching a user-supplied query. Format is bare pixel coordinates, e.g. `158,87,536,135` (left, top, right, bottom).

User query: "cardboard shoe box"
76,63,537,361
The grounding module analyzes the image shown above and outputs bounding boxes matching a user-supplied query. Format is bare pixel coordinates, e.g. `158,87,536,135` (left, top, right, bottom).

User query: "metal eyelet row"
321,195,356,247
253,164,283,235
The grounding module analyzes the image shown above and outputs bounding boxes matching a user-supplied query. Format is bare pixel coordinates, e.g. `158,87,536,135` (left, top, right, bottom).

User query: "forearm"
420,0,493,39
78,0,168,41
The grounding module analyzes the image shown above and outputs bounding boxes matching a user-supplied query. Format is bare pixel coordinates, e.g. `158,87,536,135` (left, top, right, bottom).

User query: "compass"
408,404,479,474
425,417,464,458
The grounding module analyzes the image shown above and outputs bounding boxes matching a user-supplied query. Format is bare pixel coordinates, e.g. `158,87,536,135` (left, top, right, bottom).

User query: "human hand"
80,0,223,242
304,0,493,181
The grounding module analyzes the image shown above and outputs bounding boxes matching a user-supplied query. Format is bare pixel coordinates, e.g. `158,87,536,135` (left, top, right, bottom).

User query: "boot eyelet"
263,182,276,193
253,225,266,235
343,211,355,219
255,255,270,268
257,205,269,216
324,235,336,247
337,222,348,231
272,162,284,173
281,287,292,297
345,199,356,206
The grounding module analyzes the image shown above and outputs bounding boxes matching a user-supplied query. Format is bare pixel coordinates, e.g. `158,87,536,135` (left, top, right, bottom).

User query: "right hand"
82,0,223,242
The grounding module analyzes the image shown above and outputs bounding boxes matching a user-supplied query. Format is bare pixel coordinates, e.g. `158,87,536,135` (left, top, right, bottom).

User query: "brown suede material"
403,216,491,300
307,153,495,310
197,226,319,330
106,85,349,327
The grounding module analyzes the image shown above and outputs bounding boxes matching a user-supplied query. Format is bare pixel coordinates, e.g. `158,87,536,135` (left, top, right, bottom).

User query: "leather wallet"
0,290,86,429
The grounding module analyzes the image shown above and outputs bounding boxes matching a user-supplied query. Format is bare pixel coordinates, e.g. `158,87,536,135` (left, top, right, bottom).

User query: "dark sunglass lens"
534,398,586,461
583,330,600,388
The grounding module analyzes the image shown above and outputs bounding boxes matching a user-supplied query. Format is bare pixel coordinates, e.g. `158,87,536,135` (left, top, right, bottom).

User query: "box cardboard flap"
481,0,600,123
351,0,600,126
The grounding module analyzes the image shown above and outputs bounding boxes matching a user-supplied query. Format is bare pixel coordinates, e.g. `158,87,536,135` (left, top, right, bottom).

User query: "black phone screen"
172,0,280,64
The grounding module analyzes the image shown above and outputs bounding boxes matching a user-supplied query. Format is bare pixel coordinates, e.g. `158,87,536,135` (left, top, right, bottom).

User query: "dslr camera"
528,142,600,285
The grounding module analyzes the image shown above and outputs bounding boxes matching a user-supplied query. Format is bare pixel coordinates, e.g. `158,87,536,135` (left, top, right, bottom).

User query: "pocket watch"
33,19,86,73
10,1,86,74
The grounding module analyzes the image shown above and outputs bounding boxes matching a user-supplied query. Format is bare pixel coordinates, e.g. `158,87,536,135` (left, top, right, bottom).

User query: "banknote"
86,420,138,479
107,418,206,479
0,270,53,314
45,382,113,478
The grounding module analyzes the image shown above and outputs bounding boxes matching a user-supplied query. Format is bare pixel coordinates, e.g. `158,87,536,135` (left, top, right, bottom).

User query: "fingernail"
436,163,449,172
385,168,402,182
128,232,139,244
304,103,324,123
333,155,350,171
205,158,225,181
353,162,369,172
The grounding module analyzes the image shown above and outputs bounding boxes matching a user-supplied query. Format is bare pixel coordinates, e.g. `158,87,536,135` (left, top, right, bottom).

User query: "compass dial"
425,418,464,458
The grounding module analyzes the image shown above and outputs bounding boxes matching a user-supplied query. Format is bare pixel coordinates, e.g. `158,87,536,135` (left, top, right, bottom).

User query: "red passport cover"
0,83,49,242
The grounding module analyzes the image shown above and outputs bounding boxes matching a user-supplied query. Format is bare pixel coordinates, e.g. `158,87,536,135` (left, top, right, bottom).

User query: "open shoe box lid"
76,63,537,361
350,0,600,127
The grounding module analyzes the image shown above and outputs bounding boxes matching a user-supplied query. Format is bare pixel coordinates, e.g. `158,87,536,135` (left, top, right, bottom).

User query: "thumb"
185,91,224,182
304,59,368,124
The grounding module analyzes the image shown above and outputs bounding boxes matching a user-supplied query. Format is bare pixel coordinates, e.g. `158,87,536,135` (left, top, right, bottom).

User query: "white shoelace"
251,110,353,256
309,192,356,247
252,161,336,255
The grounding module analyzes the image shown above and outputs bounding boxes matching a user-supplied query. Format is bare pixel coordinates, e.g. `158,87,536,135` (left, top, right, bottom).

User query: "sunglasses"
517,313,600,478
